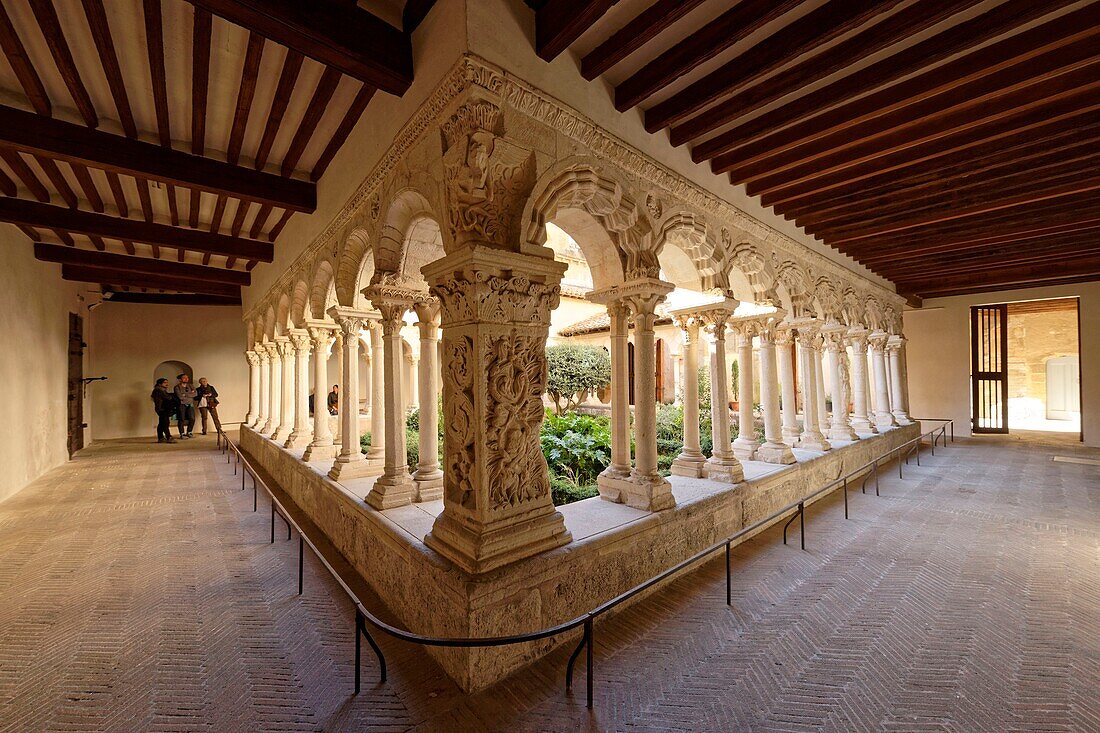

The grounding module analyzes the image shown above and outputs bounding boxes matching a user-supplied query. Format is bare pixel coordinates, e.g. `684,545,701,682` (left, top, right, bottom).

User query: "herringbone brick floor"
1,431,1098,732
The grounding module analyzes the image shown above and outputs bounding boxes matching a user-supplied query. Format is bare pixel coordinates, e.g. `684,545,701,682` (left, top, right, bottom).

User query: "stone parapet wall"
240,422,920,691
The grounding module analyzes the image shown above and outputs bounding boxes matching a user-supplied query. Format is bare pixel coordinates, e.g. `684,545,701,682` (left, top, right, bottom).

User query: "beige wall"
1006,305,1079,404
0,224,87,502
88,304,249,439
904,282,1098,446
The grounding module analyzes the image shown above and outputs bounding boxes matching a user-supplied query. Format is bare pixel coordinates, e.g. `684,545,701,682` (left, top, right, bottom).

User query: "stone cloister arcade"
238,59,913,585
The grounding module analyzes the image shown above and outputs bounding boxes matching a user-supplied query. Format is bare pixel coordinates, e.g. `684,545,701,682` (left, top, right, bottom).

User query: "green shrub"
655,403,683,442
545,344,612,415
550,475,599,506
360,432,371,452
361,428,429,468
541,411,611,485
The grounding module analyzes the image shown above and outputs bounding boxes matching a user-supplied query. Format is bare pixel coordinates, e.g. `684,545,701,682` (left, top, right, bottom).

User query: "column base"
851,417,877,433
328,455,382,482
272,427,292,443
244,414,256,428
412,468,444,502
284,430,312,449
893,411,913,425
705,454,744,484
756,441,796,465
732,438,757,462
625,472,675,511
596,466,633,503
781,426,801,445
798,431,832,452
260,420,275,435
875,411,899,430
366,471,416,510
302,441,337,462
828,424,860,442
670,451,706,478
425,503,572,575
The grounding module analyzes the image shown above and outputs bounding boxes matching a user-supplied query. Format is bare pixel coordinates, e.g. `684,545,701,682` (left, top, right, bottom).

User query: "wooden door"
67,313,84,456
971,304,1008,434
1045,357,1080,420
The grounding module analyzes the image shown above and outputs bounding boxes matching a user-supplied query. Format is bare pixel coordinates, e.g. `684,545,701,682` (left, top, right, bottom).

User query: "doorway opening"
67,313,84,457
970,297,1081,438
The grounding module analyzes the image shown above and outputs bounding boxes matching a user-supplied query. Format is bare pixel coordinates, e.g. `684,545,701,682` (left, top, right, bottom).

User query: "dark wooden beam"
142,0,171,146
227,33,264,165
615,0,803,112
880,236,1100,280
255,50,304,170
104,291,241,305
191,7,211,154
0,105,315,211
649,0,905,136
80,0,137,138
62,264,240,297
895,258,1100,296
28,0,97,127
0,3,50,115
0,196,274,261
70,163,104,212
310,83,375,181
35,242,250,285
580,0,706,80
402,0,436,33
1,149,50,202
693,0,1076,166
861,222,1100,268
0,165,15,196
535,0,618,61
900,273,1100,300
280,67,341,176
267,209,293,241
708,6,1100,172
34,155,77,208
186,0,412,95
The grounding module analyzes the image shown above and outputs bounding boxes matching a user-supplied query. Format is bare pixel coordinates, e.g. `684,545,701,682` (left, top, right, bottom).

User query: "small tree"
545,344,612,415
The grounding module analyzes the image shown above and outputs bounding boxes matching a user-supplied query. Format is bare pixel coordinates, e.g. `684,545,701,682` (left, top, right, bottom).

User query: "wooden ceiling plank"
710,5,1100,172
70,162,105,212
88,234,107,251
0,3,50,115
255,50,304,170
1,149,50,202
580,0,707,80
249,204,272,239
142,0,171,146
860,222,1100,267
27,0,97,127
901,273,1100,300
104,291,241,305
280,67,341,176
191,7,211,155
135,177,154,222
694,0,1077,164
896,259,1100,295
80,0,137,138
62,264,240,297
882,238,1100,279
267,209,293,241
0,196,273,261
650,0,906,137
0,166,16,196
535,0,619,62
614,0,803,112
226,32,265,166
733,45,1100,186
230,199,249,238
310,83,375,182
53,229,75,246
188,188,200,228
209,195,227,233
33,155,77,208
165,184,179,226
0,105,315,211
185,0,412,94
16,224,40,240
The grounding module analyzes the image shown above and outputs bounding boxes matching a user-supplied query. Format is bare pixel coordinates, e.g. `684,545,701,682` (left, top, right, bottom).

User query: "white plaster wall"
904,282,1100,446
0,224,87,502
87,304,249,439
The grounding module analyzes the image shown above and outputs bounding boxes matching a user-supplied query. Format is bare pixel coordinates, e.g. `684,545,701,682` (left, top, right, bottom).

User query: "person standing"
151,378,177,443
174,373,197,439
327,384,339,415
195,377,223,435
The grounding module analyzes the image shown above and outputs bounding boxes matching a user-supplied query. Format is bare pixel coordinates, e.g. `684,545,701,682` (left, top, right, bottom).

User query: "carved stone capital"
774,328,793,347
303,318,338,349
245,350,261,366
846,327,869,352
274,336,293,357
868,331,890,352
327,306,374,342
289,329,311,353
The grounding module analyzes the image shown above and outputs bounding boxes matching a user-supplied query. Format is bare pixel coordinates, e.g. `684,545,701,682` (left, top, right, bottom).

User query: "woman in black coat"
151,378,178,443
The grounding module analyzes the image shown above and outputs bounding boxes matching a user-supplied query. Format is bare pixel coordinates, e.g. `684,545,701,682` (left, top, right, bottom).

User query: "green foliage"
697,366,711,411
545,344,612,415
655,403,684,443
730,359,740,401
361,429,427,468
540,411,611,486
550,475,599,506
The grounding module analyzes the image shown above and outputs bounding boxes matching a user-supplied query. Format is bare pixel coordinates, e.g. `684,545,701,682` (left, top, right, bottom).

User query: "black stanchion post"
354,610,362,695
298,535,304,595
725,542,731,606
585,617,594,710
799,501,805,551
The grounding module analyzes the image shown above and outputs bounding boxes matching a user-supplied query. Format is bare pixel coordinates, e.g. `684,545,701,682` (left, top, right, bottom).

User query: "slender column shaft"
256,349,270,431
365,298,416,511
797,328,830,451
273,339,295,442
813,340,828,437
849,332,874,433
328,307,375,482
826,332,858,441
245,351,260,426
303,326,336,461
412,299,443,501
870,333,897,429
631,307,659,481
671,316,704,476
607,301,632,477
266,342,283,436
332,334,343,447
888,337,912,424
733,330,756,460
777,331,799,445
285,331,312,448
756,328,796,464
703,309,744,483
368,326,385,462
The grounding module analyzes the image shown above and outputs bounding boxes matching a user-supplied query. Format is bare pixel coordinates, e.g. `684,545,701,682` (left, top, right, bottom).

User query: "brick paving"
1,431,1098,732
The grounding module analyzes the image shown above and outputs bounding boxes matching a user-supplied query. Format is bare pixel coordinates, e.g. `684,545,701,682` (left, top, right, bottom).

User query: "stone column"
363,287,418,510
847,330,875,433
272,337,294,443
670,315,705,477
412,298,444,501
327,307,377,482
795,324,830,451
776,329,800,445
732,326,757,461
422,247,571,574
593,297,632,497
284,330,312,448
265,340,284,437
245,350,260,427
702,302,744,483
756,324,796,464
812,334,829,440
303,322,337,461
367,324,385,465
255,346,270,432
869,332,897,429
887,336,912,425
824,330,859,441
332,332,343,448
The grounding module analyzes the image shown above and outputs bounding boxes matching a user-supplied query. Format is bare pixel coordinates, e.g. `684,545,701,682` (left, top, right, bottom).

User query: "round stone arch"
376,188,440,276
333,228,373,307
274,292,292,336
289,276,310,328
656,213,712,292
726,239,779,305
774,259,814,318
248,318,264,348
262,304,277,341
308,259,338,320
812,274,843,324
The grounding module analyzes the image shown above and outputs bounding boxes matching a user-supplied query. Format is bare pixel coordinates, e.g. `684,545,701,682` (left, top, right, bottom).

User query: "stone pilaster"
732,326,757,461
700,300,744,484
776,329,800,445
245,350,261,427
824,329,859,442
412,298,444,502
303,321,338,461
792,322,830,452
363,283,420,511
847,329,876,433
869,332,898,430
756,323,796,464
887,336,913,425
422,246,571,574
285,330,313,448
670,315,705,477
327,307,378,482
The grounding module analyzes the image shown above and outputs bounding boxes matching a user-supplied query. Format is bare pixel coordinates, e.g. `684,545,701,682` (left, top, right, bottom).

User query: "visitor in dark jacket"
327,385,339,415
174,374,197,439
195,377,222,435
151,378,177,444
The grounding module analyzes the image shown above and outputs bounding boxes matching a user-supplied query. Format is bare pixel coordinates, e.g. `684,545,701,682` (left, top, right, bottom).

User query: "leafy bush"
540,411,611,485
360,429,424,468
545,344,612,415
655,403,684,443
730,359,739,401
550,475,599,506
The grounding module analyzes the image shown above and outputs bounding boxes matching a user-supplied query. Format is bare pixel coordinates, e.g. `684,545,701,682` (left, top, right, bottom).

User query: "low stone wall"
240,423,920,691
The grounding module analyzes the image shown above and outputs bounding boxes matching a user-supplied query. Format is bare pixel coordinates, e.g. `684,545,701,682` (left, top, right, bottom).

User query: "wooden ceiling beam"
580,0,707,80
1,149,50,202
895,258,1100,296
693,0,1076,166
191,7,211,155
185,0,412,95
615,0,803,112
880,237,1100,280
35,242,249,285
0,197,274,261
650,0,905,136
860,224,1100,268
33,155,77,208
62,264,240,297
0,105,315,211
280,67,341,176
535,0,618,61
27,0,97,127
80,0,137,138
104,291,241,305
709,5,1100,172
310,83,375,182
254,50,304,170
901,273,1100,300
0,3,50,115
142,0,171,146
